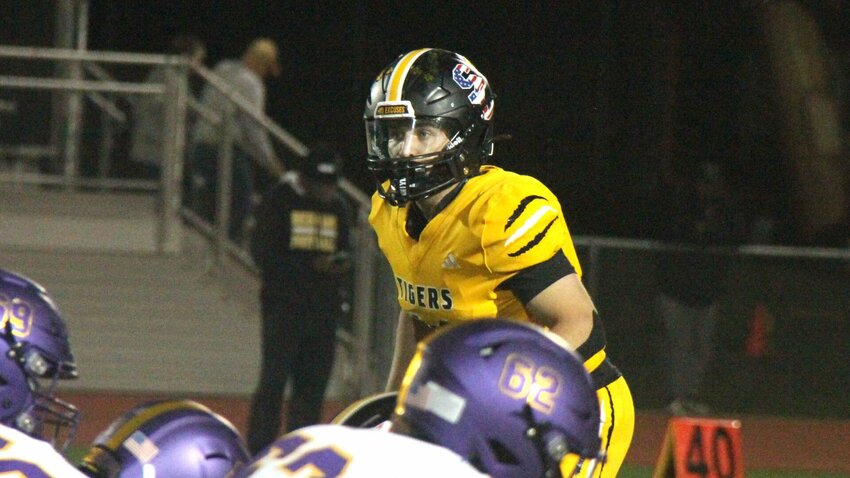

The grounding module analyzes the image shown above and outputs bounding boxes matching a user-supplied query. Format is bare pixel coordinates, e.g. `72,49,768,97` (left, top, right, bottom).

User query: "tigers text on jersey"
369,165,583,327
0,424,88,477
239,425,488,477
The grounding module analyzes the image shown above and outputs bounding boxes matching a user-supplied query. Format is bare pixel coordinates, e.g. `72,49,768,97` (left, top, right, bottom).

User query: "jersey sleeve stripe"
504,205,556,247
504,195,546,231
507,217,557,257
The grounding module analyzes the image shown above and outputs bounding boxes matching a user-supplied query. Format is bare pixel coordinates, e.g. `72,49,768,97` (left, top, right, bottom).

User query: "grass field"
67,447,846,477
618,465,848,478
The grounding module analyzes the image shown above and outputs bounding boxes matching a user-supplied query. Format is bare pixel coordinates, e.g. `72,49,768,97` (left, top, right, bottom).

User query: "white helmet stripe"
387,48,433,101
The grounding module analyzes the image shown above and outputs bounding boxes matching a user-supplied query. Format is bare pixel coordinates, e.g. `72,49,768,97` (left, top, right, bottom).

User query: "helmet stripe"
101,400,211,449
387,48,432,101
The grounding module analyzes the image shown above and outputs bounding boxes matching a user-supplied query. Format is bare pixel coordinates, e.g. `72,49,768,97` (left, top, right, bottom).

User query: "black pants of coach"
247,288,339,454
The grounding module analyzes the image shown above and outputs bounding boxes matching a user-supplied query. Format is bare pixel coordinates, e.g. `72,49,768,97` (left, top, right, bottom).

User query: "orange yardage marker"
653,417,744,478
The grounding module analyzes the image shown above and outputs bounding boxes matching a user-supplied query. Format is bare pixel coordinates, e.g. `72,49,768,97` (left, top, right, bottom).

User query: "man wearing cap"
190,37,286,243
246,142,354,454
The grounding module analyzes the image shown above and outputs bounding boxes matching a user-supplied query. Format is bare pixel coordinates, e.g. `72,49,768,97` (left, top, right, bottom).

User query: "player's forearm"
545,312,593,350
526,273,595,350
385,311,417,392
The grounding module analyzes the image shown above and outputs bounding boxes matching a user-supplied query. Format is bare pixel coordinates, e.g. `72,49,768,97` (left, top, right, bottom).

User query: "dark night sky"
77,1,619,231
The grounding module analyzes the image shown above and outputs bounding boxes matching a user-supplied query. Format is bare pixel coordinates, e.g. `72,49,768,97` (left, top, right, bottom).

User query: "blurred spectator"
189,37,285,243
246,143,353,454
126,34,206,180
654,161,745,416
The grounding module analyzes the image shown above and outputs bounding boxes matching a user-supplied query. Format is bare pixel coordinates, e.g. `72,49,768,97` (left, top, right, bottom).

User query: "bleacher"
0,186,355,399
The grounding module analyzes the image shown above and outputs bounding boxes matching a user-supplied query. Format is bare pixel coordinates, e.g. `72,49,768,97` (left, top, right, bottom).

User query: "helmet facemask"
24,376,80,451
8,343,80,451
367,114,486,206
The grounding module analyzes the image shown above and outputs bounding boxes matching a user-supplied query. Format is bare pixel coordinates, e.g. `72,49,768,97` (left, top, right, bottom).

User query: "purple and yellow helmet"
394,319,604,478
79,399,249,477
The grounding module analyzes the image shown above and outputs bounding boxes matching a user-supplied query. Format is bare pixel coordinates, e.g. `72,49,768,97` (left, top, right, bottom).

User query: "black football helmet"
330,391,398,428
364,48,495,206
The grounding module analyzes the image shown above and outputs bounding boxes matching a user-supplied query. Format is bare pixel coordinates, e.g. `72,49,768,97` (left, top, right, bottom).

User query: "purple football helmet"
394,320,604,478
78,399,250,478
0,269,79,450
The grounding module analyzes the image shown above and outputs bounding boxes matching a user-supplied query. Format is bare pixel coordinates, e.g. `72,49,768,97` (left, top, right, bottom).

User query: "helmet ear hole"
467,453,484,472
488,439,520,465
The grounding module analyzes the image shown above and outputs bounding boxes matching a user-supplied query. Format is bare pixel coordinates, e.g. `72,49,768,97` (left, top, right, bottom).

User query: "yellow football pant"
593,376,635,478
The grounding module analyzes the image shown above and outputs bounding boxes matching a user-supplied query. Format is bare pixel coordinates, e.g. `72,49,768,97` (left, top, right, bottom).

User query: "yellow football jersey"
370,166,634,478
369,165,582,328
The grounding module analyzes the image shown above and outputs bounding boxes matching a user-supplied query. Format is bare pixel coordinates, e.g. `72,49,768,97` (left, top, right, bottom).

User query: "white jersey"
241,425,488,477
0,424,88,477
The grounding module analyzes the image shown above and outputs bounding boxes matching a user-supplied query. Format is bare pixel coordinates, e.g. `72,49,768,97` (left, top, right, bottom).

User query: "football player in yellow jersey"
363,48,634,477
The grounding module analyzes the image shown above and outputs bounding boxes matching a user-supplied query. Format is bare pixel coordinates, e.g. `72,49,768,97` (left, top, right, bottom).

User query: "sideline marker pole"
652,417,744,478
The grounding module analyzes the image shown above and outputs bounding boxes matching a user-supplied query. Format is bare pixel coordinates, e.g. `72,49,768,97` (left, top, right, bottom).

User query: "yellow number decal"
498,353,561,414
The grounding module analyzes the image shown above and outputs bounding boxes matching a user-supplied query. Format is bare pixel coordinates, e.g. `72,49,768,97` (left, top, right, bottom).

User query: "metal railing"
569,235,850,416
180,60,376,399
0,45,188,253
351,234,850,399
0,44,378,397
573,235,850,299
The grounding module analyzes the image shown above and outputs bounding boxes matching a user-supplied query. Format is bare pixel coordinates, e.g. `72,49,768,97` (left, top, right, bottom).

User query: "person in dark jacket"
654,161,744,416
246,143,353,453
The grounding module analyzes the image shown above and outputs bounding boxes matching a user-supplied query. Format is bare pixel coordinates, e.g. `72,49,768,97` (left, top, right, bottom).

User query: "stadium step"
0,239,352,399
0,186,161,253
